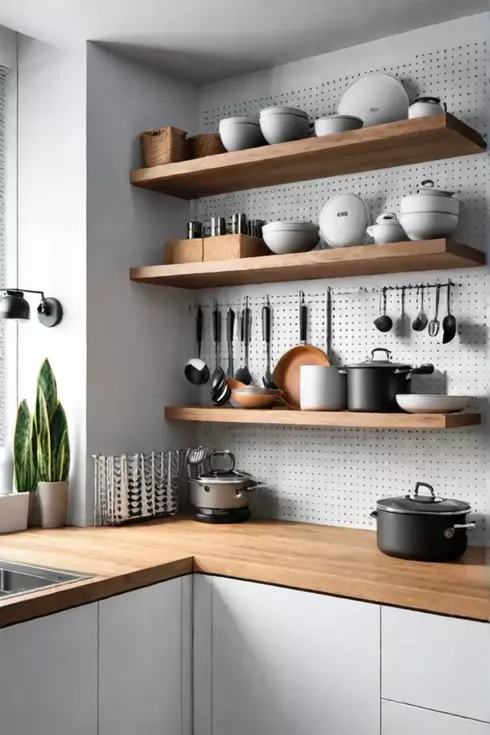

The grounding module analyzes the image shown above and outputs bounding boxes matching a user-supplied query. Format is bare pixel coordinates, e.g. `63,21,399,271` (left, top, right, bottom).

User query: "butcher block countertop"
0,518,488,627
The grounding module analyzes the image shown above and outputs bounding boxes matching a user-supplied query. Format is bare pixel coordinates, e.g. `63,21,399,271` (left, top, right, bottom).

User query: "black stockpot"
371,482,476,562
345,348,434,412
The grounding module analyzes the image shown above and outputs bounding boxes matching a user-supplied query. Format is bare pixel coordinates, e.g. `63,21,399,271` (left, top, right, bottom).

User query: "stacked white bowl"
219,116,265,152
399,179,460,240
259,107,310,144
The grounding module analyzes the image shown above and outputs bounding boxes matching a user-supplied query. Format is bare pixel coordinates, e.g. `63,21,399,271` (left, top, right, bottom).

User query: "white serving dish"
367,213,407,244
0,492,29,534
409,96,446,119
314,115,363,136
396,394,469,414
319,193,370,248
337,72,409,126
262,222,319,254
219,116,264,152
401,179,460,216
259,106,309,144
399,211,459,240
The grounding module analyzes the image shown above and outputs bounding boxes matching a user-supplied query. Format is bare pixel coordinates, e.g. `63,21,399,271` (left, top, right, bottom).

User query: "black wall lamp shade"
0,289,63,328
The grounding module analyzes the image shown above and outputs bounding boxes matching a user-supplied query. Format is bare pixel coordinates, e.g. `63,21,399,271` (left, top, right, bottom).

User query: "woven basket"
188,133,225,158
140,126,189,167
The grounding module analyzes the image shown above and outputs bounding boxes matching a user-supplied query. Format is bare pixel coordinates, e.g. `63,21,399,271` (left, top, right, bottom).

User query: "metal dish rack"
93,450,185,526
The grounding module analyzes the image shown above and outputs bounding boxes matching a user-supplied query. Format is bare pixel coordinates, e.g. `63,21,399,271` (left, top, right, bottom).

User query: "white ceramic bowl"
219,116,265,152
396,394,469,414
314,115,363,136
399,211,459,240
259,107,309,144
262,222,320,254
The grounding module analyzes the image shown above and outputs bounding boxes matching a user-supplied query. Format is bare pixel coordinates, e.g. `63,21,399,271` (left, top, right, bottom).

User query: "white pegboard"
191,37,490,545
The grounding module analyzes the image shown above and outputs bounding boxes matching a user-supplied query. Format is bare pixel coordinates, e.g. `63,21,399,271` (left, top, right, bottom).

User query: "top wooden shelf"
130,114,486,199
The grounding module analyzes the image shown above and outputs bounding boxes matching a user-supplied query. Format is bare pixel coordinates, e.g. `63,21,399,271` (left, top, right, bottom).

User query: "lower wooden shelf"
164,406,481,430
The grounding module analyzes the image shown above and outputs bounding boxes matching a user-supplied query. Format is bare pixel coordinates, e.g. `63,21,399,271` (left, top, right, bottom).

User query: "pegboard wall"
190,32,490,544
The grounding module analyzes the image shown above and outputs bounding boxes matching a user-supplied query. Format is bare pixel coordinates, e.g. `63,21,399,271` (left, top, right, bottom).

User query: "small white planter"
38,481,69,529
0,492,29,534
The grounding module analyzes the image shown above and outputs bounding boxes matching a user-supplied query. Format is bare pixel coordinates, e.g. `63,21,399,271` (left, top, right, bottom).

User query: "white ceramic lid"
414,179,456,197
219,116,259,126
337,72,409,126
375,212,401,225
260,106,308,118
319,193,370,248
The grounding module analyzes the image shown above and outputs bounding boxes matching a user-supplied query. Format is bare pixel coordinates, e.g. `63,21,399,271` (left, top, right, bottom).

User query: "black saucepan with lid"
344,348,434,412
371,481,475,561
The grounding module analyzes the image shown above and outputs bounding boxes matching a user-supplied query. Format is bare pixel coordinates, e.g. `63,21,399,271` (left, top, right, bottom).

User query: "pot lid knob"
409,481,437,503
209,449,236,475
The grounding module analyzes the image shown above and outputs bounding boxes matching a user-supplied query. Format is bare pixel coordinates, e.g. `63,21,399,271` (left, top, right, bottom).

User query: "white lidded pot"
400,179,460,216
409,96,446,119
367,213,407,244
219,116,264,151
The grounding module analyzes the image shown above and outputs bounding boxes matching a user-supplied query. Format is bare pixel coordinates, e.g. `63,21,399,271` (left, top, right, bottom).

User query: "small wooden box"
164,234,268,265
203,234,269,261
164,239,203,265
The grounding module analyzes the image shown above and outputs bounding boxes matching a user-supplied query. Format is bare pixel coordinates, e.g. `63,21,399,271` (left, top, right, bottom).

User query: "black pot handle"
371,348,391,362
398,363,434,378
370,510,378,519
413,481,435,498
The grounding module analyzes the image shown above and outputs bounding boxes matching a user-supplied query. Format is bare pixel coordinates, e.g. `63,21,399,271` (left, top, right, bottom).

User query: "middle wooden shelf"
130,239,485,289
165,406,481,430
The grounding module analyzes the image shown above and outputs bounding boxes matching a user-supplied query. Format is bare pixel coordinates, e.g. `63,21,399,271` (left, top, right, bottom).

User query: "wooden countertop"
0,518,488,627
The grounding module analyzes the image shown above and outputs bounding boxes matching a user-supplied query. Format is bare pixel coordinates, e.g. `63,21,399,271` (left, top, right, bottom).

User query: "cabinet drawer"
382,607,490,722
382,700,490,735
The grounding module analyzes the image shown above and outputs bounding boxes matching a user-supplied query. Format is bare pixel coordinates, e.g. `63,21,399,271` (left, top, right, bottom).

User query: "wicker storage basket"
140,126,189,167
188,133,225,158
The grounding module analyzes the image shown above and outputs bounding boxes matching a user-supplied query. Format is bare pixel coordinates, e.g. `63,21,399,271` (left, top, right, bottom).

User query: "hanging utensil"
184,305,210,385
396,286,410,338
262,297,277,389
235,298,252,385
412,285,428,332
210,302,226,393
299,291,308,345
373,287,393,333
226,307,235,377
442,282,457,344
428,284,441,337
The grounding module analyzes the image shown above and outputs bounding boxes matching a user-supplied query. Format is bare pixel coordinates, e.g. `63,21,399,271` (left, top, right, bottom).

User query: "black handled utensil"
442,283,457,344
428,284,441,337
226,307,235,377
185,305,210,385
211,303,226,393
299,292,308,345
374,287,393,333
262,297,277,388
235,298,252,385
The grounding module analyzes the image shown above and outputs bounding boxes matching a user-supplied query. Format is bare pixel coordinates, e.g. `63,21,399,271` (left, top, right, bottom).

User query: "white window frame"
0,26,18,447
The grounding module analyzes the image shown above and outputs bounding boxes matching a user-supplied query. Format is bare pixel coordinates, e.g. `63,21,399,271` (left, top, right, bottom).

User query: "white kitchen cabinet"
0,604,98,735
382,700,490,735
194,575,380,735
98,575,192,735
382,607,490,722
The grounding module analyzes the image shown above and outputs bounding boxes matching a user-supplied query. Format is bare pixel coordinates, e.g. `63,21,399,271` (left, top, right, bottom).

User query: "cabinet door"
98,576,191,735
382,700,490,735
0,604,97,735
198,576,380,735
382,607,490,722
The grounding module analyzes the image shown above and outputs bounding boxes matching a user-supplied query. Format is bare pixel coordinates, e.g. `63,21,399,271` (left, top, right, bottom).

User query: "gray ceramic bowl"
219,116,265,151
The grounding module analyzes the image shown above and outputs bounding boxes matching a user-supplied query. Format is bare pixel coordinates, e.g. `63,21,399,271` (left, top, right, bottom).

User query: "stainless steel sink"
0,560,90,599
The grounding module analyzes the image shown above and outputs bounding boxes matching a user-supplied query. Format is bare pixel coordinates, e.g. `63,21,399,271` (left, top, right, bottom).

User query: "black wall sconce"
0,289,63,328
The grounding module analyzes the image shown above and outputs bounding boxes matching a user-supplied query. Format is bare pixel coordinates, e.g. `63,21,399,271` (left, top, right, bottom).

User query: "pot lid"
197,470,252,485
346,348,412,370
376,482,471,515
375,212,401,225
412,96,441,104
415,179,456,198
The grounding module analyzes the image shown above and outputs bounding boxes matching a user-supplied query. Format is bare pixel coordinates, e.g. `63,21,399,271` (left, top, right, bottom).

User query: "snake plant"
13,399,37,492
35,359,70,483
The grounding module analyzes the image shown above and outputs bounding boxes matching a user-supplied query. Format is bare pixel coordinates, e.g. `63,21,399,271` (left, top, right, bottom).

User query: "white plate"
337,72,409,126
319,193,369,248
396,394,469,414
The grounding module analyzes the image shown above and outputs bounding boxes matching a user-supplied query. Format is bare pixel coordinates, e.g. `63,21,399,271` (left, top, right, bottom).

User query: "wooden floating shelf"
165,407,481,430
130,239,485,289
130,114,486,199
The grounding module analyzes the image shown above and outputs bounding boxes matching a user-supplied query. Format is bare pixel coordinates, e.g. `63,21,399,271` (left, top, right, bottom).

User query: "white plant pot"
0,492,29,534
38,481,68,529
